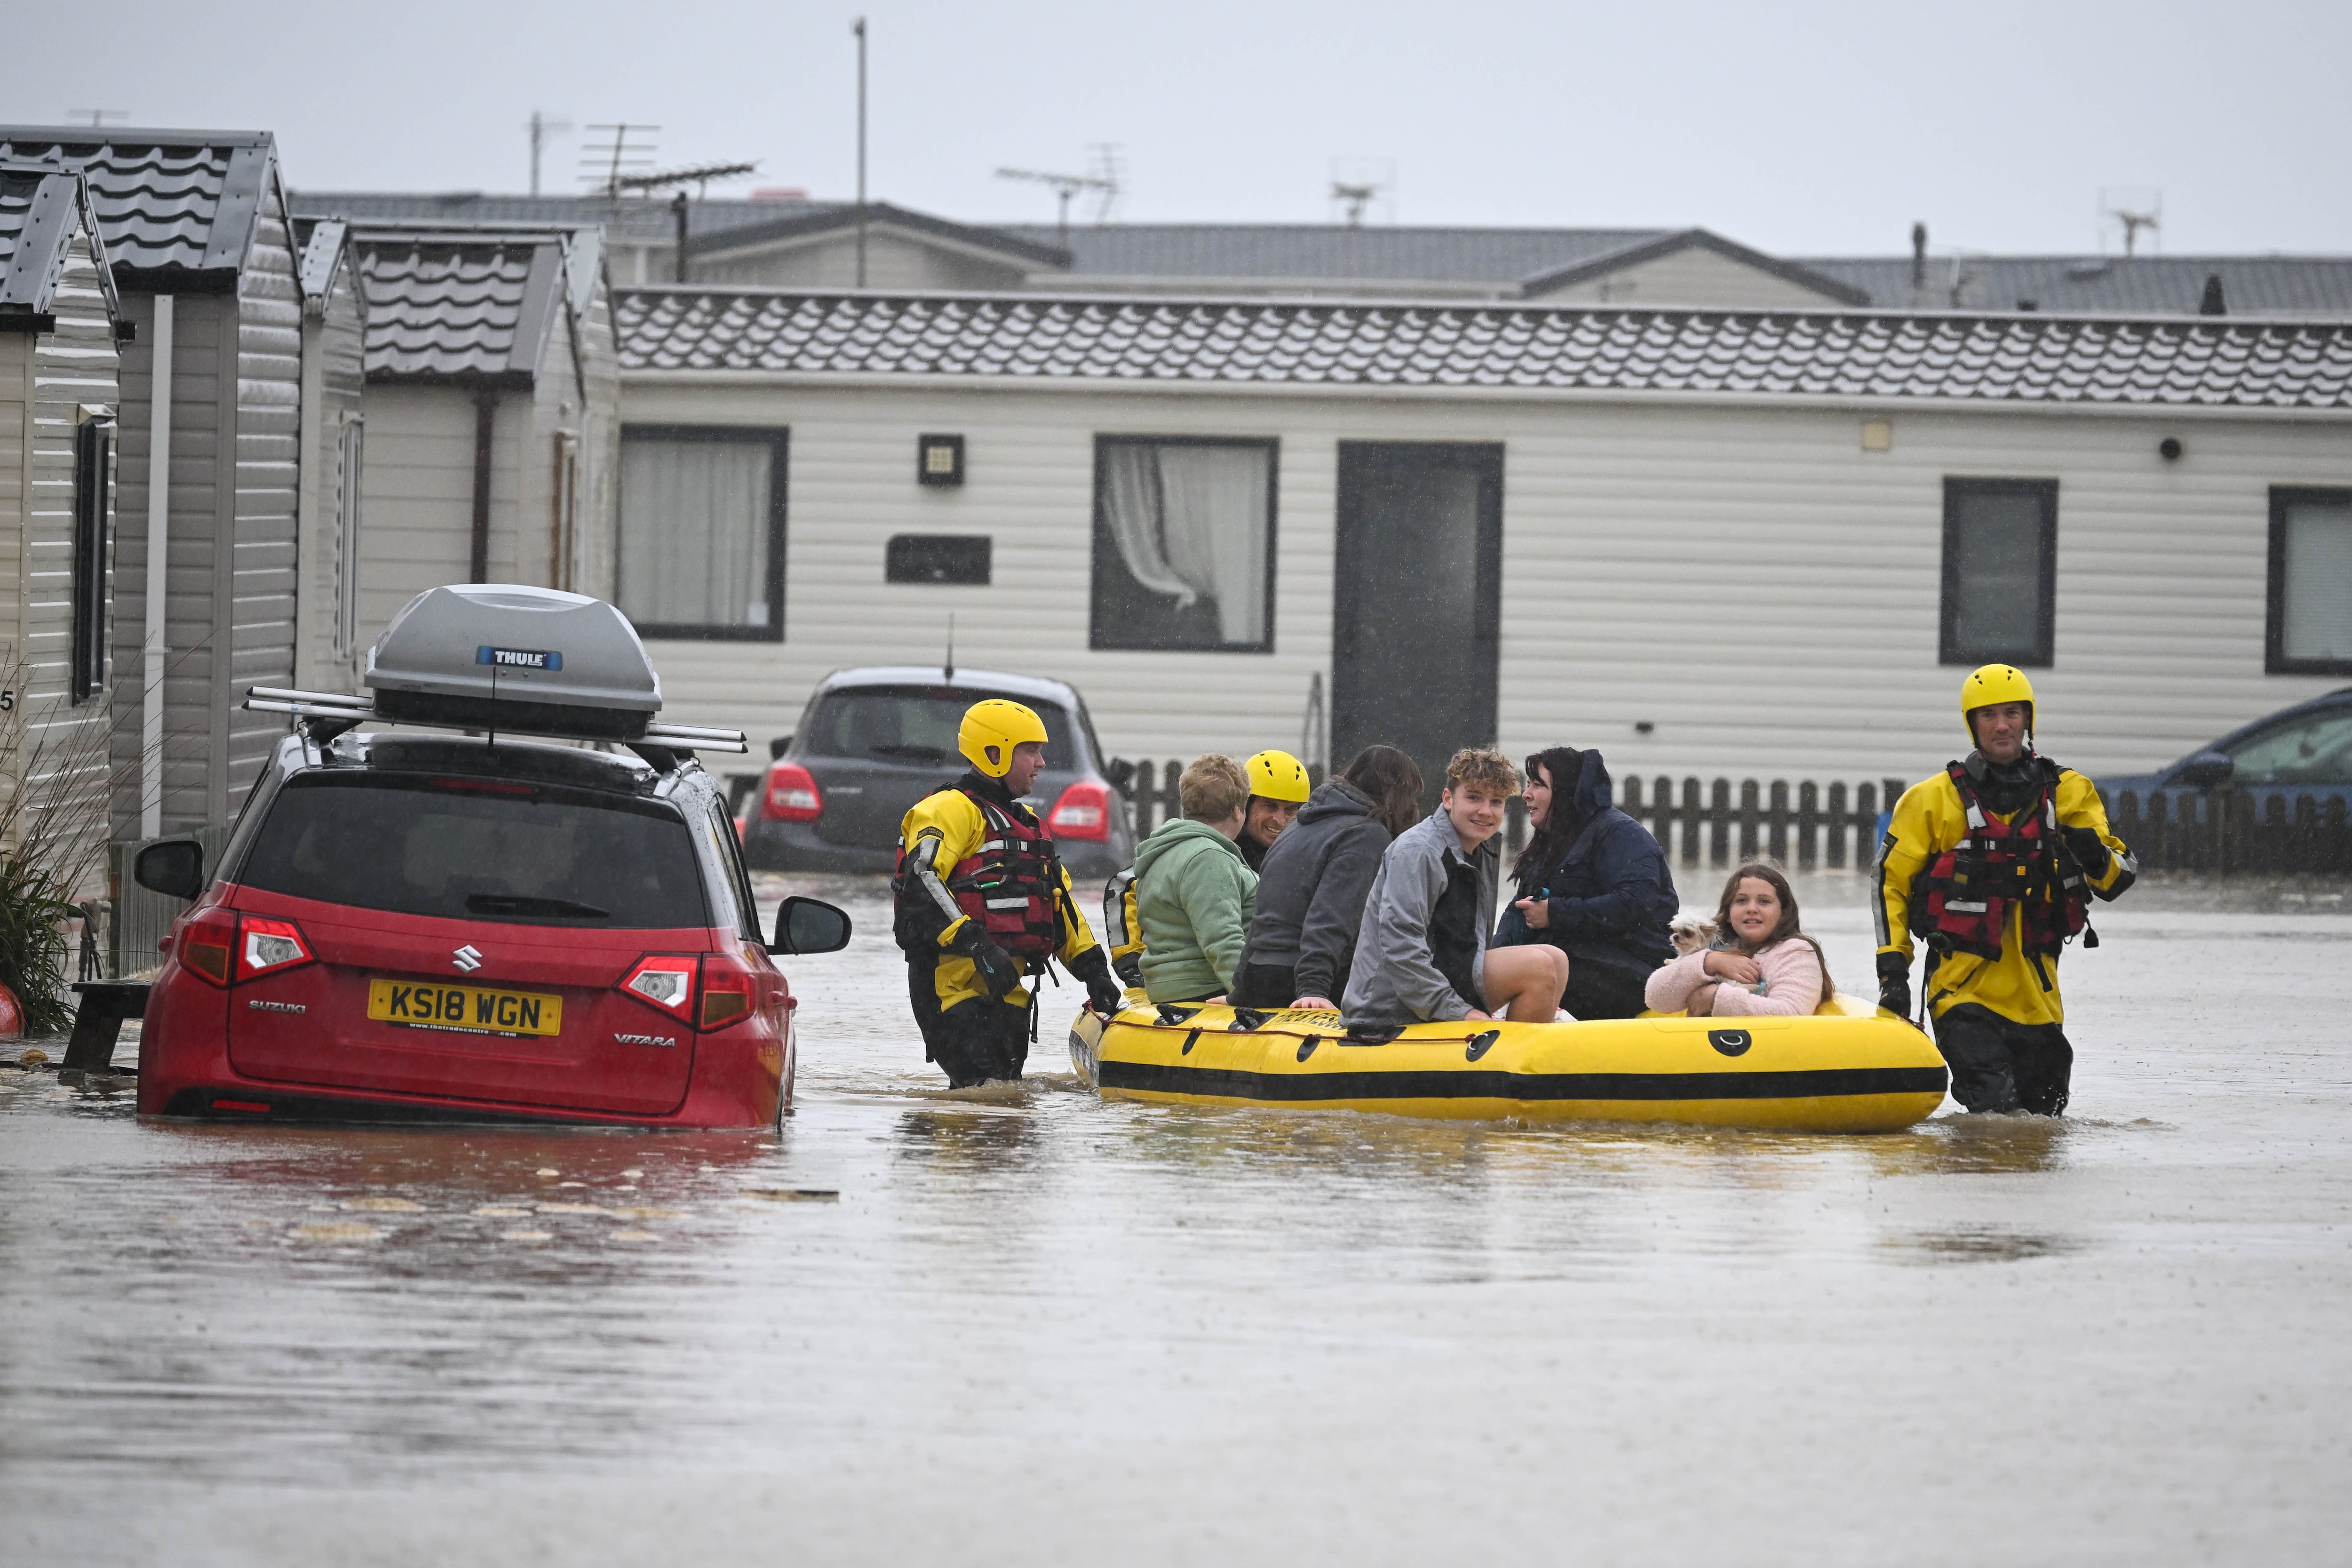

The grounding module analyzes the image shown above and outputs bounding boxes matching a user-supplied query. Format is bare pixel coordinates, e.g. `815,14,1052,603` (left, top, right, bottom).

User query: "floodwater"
4,872,2349,1566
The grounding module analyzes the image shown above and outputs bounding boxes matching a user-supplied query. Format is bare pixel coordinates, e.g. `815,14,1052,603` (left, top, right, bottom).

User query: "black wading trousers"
906,962,1031,1088
1932,1002,2073,1116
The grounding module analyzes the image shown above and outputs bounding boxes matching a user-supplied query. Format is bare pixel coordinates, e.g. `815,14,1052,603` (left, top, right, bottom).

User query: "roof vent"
364,584,662,740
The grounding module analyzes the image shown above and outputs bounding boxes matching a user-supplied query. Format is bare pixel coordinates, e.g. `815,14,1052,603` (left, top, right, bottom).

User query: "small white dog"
1669,913,1720,957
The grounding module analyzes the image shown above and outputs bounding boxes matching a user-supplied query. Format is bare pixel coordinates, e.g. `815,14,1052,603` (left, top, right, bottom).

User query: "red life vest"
1910,760,2090,962
901,789,1064,961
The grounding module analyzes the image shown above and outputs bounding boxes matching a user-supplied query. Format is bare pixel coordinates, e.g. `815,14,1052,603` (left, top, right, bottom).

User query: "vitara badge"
476,645,563,671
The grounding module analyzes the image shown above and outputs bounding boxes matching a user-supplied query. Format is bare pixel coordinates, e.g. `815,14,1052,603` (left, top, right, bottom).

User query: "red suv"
131,582,851,1130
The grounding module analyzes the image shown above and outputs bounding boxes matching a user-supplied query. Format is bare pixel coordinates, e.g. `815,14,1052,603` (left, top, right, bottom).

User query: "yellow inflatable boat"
1068,996,1948,1133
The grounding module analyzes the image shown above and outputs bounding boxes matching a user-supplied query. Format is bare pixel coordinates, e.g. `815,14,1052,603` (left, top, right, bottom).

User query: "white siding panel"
617,378,2352,789
352,386,483,645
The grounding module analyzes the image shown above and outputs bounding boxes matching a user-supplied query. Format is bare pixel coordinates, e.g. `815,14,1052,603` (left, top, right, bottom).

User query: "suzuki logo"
452,945,484,973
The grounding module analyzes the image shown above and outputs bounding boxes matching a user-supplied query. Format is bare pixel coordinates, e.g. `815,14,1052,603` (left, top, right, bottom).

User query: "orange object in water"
0,982,23,1041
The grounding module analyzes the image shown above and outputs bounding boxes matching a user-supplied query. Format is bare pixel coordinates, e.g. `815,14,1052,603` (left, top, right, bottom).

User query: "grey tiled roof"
1801,255,2352,317
351,228,570,383
0,164,118,323
295,189,832,245
0,127,274,288
993,223,1666,283
614,289,2352,409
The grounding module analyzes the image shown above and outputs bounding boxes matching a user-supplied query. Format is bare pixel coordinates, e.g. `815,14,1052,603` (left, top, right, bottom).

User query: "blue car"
2098,688,2352,815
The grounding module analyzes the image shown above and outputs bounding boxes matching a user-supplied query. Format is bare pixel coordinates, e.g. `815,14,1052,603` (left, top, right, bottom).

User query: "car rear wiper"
867,743,948,761
465,894,610,919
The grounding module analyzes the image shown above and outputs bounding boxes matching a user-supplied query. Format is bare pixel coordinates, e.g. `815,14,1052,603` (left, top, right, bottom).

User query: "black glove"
1875,951,1912,1020
1112,951,1143,987
1067,947,1128,1016
946,922,1021,1002
2060,825,2111,876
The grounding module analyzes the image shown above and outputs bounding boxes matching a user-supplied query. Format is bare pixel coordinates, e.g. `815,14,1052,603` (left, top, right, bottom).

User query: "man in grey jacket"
1343,748,1568,1028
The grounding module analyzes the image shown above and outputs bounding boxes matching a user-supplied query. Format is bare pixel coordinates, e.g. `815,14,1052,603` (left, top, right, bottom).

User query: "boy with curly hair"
1343,748,1568,1028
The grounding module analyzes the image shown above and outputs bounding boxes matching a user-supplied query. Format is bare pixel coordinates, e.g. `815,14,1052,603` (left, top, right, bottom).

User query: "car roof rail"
246,687,748,754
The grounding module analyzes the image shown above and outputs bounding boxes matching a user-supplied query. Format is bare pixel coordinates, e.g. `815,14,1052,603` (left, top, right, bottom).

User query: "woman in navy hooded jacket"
1491,746,1678,1019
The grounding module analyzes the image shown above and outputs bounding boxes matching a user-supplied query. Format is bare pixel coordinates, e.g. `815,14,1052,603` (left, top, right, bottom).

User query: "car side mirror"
134,839,207,901
769,734,793,760
1105,756,1137,795
2175,749,2234,788
771,895,852,955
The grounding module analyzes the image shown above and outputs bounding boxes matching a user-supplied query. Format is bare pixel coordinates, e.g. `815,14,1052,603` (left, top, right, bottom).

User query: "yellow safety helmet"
1245,749,1312,804
958,699,1049,778
1960,664,2036,740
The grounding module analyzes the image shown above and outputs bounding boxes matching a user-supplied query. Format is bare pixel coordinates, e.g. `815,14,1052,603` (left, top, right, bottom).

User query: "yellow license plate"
367,979,563,1038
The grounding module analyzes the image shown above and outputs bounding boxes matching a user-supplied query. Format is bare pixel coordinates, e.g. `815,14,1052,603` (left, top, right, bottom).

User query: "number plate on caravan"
367,979,564,1038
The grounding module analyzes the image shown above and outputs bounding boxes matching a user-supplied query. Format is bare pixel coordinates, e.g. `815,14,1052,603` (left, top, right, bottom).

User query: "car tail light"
619,955,699,1018
764,762,822,822
237,915,315,982
1047,779,1113,842
179,908,236,988
698,953,758,1030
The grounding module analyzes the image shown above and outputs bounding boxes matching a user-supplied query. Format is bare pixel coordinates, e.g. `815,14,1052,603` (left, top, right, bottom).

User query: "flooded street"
5,873,2350,1565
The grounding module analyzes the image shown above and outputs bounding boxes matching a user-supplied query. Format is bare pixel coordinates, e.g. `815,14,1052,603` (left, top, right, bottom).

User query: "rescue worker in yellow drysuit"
1875,665,2137,1115
894,699,1125,1087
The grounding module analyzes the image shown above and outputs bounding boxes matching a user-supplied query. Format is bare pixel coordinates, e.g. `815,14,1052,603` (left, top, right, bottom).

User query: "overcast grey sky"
14,0,2349,255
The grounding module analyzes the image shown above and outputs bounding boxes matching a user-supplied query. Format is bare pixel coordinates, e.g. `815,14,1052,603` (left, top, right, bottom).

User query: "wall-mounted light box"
918,432,965,486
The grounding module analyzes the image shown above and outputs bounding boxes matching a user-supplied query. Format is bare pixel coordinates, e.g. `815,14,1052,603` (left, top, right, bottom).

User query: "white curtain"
618,439,770,627
1099,442,1269,645
2283,497,2352,662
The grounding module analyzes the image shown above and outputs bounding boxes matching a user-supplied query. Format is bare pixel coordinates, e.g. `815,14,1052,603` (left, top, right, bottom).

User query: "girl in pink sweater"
1644,861,1836,1018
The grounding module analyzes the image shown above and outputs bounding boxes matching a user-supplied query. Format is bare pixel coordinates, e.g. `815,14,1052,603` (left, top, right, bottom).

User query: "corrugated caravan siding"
16,231,119,886
296,267,366,690
224,201,302,812
619,379,2352,784
575,278,620,601
109,292,230,839
621,383,1334,769
351,385,524,650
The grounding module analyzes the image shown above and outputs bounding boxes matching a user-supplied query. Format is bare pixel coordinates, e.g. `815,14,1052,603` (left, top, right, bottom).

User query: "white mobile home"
337,225,617,662
0,127,306,842
610,289,2352,795
288,218,366,693
0,165,123,889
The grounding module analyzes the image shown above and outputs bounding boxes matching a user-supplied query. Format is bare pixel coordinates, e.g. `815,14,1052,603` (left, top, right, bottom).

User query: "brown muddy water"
3,872,2349,1566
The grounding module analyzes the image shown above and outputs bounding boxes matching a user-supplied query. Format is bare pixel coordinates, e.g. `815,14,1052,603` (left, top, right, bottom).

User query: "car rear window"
235,773,711,928
803,686,1079,768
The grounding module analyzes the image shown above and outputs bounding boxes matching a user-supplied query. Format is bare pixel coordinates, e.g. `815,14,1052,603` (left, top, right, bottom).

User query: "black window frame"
1940,476,2058,669
1089,434,1279,654
617,423,789,643
70,415,112,704
2267,485,2352,677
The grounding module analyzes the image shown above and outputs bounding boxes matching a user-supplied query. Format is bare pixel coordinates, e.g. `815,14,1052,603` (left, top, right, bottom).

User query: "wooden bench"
59,981,152,1074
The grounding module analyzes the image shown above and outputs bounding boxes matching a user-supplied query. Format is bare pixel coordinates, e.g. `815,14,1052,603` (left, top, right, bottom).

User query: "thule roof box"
246,584,747,754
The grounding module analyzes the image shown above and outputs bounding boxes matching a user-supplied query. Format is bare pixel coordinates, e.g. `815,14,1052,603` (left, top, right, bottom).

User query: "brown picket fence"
1124,764,2352,877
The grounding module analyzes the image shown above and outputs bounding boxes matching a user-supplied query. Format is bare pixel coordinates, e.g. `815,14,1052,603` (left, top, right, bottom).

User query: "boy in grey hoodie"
1343,748,1568,1028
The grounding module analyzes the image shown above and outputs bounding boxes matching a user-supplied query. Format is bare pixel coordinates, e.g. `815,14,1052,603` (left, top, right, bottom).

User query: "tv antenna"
580,123,660,198
612,159,761,199
527,111,573,197
1328,157,1396,225
2099,186,2163,257
995,163,1119,245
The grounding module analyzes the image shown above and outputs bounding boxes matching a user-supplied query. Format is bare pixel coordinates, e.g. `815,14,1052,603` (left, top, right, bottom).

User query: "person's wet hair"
1341,744,1424,837
1714,858,1834,999
1513,746,1590,881
1444,748,1519,800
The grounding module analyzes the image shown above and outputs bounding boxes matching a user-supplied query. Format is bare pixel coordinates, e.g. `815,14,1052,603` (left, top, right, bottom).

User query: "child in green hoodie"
1134,754,1258,1003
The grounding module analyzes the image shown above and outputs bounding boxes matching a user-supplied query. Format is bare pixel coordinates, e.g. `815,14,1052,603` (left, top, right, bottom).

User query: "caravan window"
618,426,787,641
1089,436,1277,652
1940,478,2057,668
2268,487,2352,676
